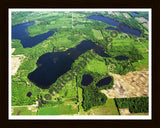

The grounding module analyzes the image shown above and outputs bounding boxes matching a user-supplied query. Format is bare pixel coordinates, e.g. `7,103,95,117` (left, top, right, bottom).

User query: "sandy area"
11,48,15,54
136,17,149,28
119,108,130,115
101,71,149,98
11,48,25,75
136,17,148,23
11,109,14,114
108,11,113,15
122,13,130,18
108,11,119,16
114,12,119,16
143,23,149,29
119,108,148,115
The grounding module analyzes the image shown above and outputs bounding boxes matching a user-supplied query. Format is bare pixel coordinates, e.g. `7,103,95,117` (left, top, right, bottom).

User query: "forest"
114,97,149,113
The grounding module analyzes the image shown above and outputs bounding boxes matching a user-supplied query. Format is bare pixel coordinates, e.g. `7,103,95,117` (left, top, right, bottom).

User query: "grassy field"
79,99,119,115
38,104,78,115
104,31,149,72
12,107,37,115
52,33,85,51
84,58,108,73
132,52,149,71
87,99,119,115
58,79,77,98
92,29,103,40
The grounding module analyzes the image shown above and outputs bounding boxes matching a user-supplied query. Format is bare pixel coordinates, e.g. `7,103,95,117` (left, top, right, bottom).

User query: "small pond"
101,98,104,102
81,74,93,86
26,92,32,97
96,77,112,87
115,55,129,61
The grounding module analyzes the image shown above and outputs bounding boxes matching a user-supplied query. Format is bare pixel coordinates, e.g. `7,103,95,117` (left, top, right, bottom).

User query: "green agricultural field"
12,107,37,115
88,99,119,115
92,29,103,40
38,104,78,115
79,99,119,115
84,58,108,73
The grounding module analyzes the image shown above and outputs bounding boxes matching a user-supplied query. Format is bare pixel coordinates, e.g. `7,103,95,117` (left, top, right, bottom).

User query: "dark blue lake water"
12,22,55,48
26,92,32,97
115,55,129,61
87,15,141,36
28,40,110,89
131,12,139,15
96,77,112,87
81,75,93,86
12,21,127,89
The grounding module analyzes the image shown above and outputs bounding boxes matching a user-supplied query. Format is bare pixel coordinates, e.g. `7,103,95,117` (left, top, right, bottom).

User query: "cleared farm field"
38,104,78,115
79,99,119,115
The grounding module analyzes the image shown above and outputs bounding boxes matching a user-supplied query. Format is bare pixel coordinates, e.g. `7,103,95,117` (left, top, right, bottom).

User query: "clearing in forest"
92,29,103,40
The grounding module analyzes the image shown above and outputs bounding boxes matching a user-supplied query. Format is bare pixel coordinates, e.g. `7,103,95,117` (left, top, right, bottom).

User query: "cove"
12,22,55,48
28,40,110,89
87,15,141,36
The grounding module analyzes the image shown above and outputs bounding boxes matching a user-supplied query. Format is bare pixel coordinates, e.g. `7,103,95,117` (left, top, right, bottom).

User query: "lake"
131,12,139,15
28,40,110,89
13,21,126,89
87,15,141,36
12,22,55,48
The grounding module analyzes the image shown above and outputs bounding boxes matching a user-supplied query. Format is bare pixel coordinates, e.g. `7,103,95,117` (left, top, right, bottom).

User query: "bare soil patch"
16,110,22,115
129,113,149,115
135,17,149,29
136,17,148,23
122,13,130,18
114,12,119,16
120,108,130,115
11,109,14,114
101,71,149,98
108,11,114,15
11,48,15,54
143,23,149,29
108,11,119,16
11,48,25,75
119,108,148,115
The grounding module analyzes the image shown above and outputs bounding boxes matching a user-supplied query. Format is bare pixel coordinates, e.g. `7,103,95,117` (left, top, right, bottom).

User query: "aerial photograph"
9,9,151,119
